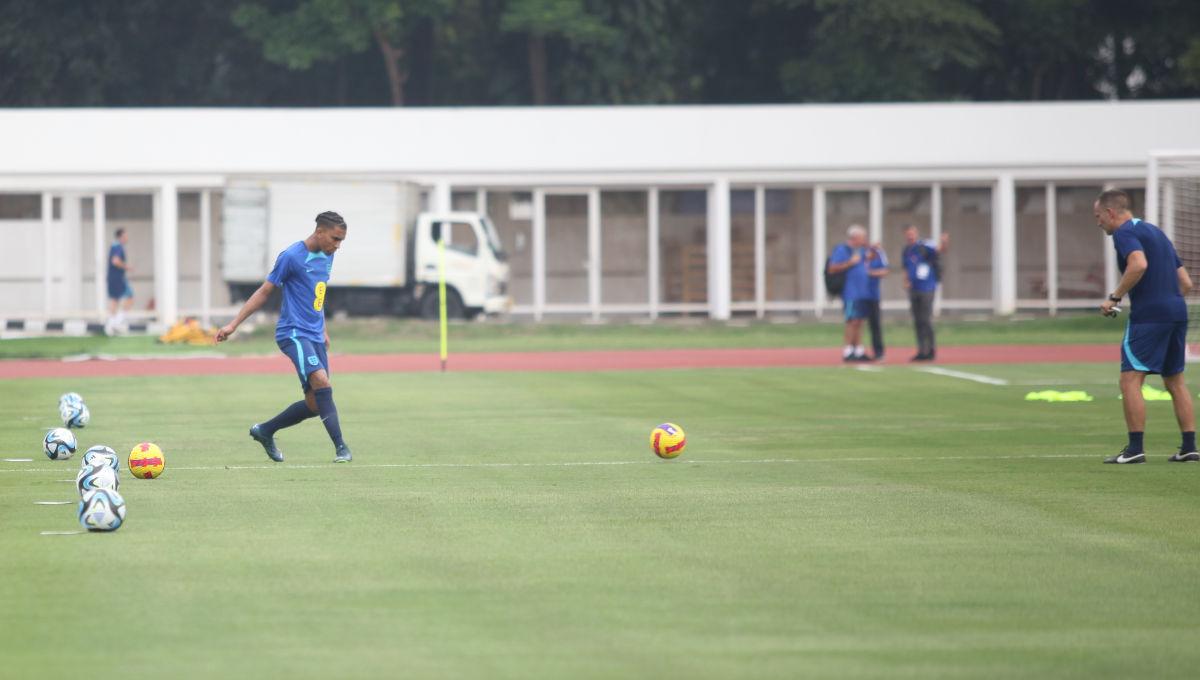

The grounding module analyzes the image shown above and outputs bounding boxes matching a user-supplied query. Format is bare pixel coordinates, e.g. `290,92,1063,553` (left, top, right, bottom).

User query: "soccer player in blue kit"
216,211,352,463
1095,190,1198,464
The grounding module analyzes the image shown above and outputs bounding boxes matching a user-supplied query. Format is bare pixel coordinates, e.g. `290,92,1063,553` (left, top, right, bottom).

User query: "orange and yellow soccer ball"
128,442,165,479
650,423,686,459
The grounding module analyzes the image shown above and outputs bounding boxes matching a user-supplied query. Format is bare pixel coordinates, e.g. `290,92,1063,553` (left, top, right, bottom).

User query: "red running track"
0,344,1117,379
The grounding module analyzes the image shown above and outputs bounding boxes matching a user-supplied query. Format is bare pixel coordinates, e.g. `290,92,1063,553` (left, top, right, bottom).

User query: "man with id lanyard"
902,225,949,361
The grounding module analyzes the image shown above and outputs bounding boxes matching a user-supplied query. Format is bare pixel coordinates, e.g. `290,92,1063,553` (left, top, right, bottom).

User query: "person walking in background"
902,224,949,361
862,241,890,360
827,225,871,362
1095,189,1197,465
105,228,134,336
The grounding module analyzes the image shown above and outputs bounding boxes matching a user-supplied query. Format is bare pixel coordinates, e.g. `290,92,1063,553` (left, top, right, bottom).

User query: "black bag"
824,256,846,297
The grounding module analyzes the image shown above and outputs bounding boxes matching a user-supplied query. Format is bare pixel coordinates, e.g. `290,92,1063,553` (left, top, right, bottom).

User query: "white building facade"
1,101,1198,326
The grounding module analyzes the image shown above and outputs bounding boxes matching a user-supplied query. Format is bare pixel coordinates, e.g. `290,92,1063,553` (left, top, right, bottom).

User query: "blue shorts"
107,279,132,300
843,299,868,321
277,336,329,392
1121,321,1187,376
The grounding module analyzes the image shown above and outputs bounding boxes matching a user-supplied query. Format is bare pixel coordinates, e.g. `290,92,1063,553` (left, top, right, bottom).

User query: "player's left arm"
1101,250,1147,315
868,246,889,277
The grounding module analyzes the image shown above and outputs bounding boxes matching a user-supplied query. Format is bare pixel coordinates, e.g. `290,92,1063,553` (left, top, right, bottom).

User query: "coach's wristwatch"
1108,294,1123,303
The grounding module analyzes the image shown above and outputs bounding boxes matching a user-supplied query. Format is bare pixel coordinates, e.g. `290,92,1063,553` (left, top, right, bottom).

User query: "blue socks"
1183,431,1196,452
1127,432,1144,454
261,400,316,436
314,387,345,449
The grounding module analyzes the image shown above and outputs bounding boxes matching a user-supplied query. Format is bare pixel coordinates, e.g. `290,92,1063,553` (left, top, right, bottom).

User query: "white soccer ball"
59,392,84,409
65,404,90,429
76,463,120,495
78,488,126,532
43,428,78,461
82,445,119,472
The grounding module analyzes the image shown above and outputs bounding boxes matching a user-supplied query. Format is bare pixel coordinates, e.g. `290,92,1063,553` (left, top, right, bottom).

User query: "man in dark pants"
862,242,889,360
902,225,949,361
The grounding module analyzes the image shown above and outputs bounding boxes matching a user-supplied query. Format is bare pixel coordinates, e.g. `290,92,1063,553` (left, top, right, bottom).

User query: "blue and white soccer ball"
82,445,119,472
78,488,126,532
76,463,120,495
62,403,90,429
43,428,78,461
59,392,84,409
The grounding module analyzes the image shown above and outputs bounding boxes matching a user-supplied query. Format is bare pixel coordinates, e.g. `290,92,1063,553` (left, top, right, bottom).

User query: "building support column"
812,186,827,319
61,193,83,314
587,188,601,321
1045,183,1058,316
532,189,546,321
156,183,180,326
200,190,212,328
753,186,766,319
648,188,660,320
868,184,883,244
93,193,106,317
993,174,1017,315
432,182,452,213
42,192,53,315
707,178,732,320
931,183,943,316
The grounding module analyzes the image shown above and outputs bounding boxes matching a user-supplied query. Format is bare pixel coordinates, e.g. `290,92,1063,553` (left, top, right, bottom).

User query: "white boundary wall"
1,102,1199,324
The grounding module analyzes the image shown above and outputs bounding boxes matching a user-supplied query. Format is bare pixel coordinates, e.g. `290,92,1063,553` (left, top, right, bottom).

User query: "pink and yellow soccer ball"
128,442,165,479
650,423,687,459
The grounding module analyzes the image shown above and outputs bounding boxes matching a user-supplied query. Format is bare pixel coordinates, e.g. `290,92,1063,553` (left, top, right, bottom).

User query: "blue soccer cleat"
249,424,283,463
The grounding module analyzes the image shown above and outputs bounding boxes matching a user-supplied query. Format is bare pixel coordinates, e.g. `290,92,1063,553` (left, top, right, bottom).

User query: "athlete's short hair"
1097,189,1132,213
846,224,866,239
114,228,125,238
315,211,346,230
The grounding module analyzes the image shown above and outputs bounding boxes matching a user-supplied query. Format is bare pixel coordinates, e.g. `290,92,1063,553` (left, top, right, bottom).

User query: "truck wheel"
420,288,465,320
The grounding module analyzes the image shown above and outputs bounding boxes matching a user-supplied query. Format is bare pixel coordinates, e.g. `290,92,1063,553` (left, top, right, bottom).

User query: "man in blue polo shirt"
902,225,950,361
862,241,890,360
1096,189,1197,464
828,225,871,361
216,211,353,464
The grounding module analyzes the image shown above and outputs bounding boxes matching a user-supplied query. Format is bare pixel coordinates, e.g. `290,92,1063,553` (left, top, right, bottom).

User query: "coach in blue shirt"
902,225,950,361
828,225,872,361
862,242,890,360
1096,189,1197,465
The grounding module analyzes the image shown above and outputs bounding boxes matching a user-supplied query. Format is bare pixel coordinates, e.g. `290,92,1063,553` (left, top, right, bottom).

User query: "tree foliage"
1,0,1198,106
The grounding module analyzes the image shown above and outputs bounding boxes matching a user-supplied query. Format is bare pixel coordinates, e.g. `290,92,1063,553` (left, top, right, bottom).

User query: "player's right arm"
1179,266,1193,296
826,245,861,274
216,281,276,343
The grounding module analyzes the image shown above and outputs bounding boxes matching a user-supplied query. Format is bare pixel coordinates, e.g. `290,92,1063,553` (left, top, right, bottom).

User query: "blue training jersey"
1112,218,1187,324
866,246,888,301
903,240,939,293
831,243,870,301
267,241,334,342
107,243,126,284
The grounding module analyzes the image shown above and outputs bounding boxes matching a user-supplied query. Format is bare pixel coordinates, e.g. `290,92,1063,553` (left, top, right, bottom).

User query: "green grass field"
0,313,1121,359
3,361,1199,678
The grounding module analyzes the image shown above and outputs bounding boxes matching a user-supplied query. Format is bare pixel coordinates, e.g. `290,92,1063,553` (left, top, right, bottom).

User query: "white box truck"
222,179,510,318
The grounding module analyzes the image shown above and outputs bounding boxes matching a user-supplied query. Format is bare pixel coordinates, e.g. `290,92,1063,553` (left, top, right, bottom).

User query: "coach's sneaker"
249,424,284,463
333,444,353,463
1103,447,1145,464
1167,448,1200,463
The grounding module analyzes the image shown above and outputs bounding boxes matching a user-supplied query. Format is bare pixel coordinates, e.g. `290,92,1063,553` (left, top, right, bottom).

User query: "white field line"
0,454,1099,475
3,458,34,462
40,531,84,536
916,366,1010,386
854,364,884,373
33,501,73,505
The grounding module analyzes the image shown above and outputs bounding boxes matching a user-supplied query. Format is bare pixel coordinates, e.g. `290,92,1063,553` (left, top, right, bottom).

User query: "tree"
232,0,449,105
499,0,615,104
771,0,999,102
